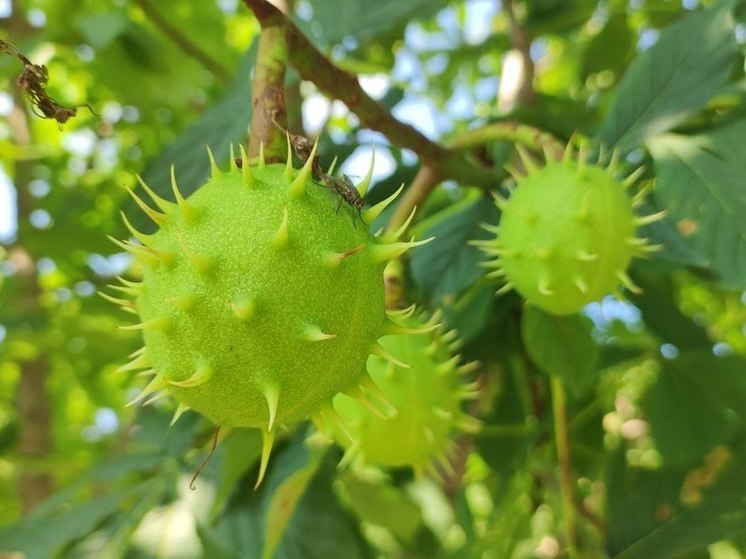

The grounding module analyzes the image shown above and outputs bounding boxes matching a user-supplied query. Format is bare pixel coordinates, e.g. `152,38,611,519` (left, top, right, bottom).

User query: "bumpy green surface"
331,313,477,473
486,155,643,315
122,161,390,430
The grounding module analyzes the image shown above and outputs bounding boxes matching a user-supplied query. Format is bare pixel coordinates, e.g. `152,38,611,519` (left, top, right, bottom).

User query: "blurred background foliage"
0,0,746,557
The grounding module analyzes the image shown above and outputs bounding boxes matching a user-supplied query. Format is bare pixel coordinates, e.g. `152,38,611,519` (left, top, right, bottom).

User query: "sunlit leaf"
598,2,737,151
337,474,423,542
133,43,258,232
648,121,746,289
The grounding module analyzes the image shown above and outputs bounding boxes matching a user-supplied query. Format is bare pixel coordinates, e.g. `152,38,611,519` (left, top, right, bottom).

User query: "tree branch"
386,163,441,235
132,0,231,84
445,121,563,156
240,0,497,189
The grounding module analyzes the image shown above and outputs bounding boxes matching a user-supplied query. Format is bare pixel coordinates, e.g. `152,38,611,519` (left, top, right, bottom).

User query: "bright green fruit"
107,144,427,483
328,310,480,476
477,146,663,315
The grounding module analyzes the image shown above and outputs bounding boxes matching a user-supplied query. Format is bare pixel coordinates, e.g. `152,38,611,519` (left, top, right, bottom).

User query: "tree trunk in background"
16,357,54,513
7,1,55,509
8,102,55,512
497,0,535,113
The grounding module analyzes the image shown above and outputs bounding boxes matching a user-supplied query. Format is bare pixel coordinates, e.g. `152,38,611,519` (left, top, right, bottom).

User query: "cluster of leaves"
1,0,746,558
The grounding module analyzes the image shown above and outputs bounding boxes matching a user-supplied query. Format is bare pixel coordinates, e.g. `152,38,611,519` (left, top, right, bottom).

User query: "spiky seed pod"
477,145,663,315
327,311,480,477
108,144,428,484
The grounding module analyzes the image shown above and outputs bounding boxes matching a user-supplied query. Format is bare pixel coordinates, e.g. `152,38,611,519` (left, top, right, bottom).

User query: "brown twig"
132,0,231,84
240,0,497,190
190,426,222,490
386,163,441,235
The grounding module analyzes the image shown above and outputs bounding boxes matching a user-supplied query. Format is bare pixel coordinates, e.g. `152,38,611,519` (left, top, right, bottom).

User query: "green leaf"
631,265,712,349
261,440,326,559
198,481,263,559
78,11,129,49
469,472,535,559
440,280,496,341
524,0,597,36
636,198,710,269
476,353,537,477
210,428,263,521
643,352,746,468
521,306,598,398
608,352,746,556
0,483,155,557
598,2,737,151
607,437,746,558
648,121,746,289
410,196,500,305
304,0,447,45
337,474,423,542
580,12,633,81
76,479,167,559
270,451,372,559
133,44,257,231
203,438,371,559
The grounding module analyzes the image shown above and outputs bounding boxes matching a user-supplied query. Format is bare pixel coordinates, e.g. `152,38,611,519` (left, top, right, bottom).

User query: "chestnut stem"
248,15,289,164
551,375,580,558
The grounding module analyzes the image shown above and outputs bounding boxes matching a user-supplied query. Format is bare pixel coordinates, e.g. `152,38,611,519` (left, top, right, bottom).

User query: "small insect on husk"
272,118,326,178
323,174,365,222
273,119,366,222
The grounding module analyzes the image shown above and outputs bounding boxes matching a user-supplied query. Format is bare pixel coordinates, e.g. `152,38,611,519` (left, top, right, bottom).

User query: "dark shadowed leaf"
476,353,537,477
440,280,496,341
631,264,712,349
598,2,737,151
607,435,746,557
261,437,326,559
524,0,597,35
199,433,371,559
410,196,500,305
269,450,372,559
643,352,746,468
581,12,633,81
210,428,264,521
636,198,711,269
304,0,447,44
